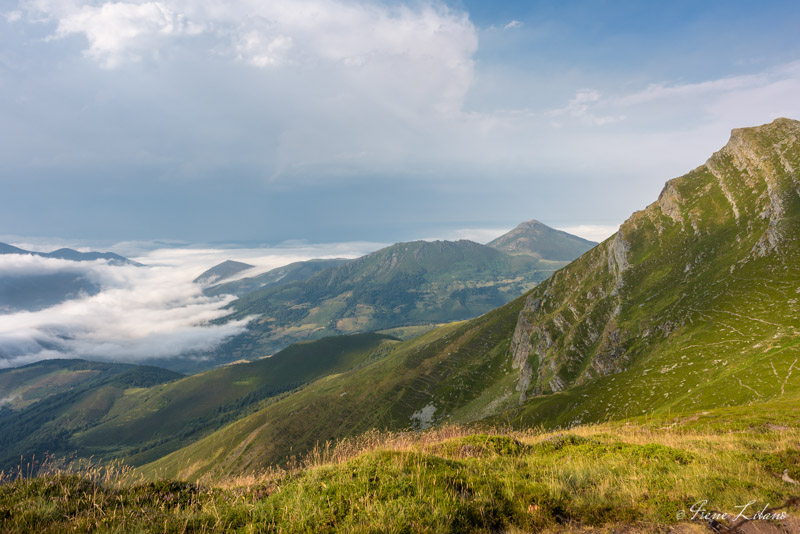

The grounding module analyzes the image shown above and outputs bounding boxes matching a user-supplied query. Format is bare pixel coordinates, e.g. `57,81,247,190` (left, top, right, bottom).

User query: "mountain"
0,242,27,254
0,242,141,266
0,334,397,471
143,118,800,479
487,219,597,260
203,258,348,297
193,260,255,285
0,360,182,469
0,243,141,313
43,248,141,266
0,272,100,313
504,117,800,425
217,239,570,360
0,359,147,411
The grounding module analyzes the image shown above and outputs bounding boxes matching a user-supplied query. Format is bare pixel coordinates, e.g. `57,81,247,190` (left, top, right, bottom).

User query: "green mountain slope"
0,334,397,471
7,396,800,533
219,239,567,359
204,258,348,297
0,359,174,411
142,301,527,479
502,117,800,425
144,118,800,479
487,219,597,260
0,361,181,470
74,333,398,465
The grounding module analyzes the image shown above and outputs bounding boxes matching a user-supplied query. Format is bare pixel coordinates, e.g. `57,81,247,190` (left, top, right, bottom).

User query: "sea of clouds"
0,240,383,368
0,223,619,370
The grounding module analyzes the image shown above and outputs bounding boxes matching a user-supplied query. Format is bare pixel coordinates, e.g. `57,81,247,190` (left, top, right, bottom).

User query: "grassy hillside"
4,396,800,533
219,239,565,360
0,334,398,471
500,117,800,425
203,258,349,298
0,359,181,410
142,297,532,479
0,362,182,470
143,118,800,480
75,333,399,465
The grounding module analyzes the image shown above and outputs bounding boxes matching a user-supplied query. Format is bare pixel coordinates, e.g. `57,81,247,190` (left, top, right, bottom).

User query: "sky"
2,0,800,368
2,0,800,245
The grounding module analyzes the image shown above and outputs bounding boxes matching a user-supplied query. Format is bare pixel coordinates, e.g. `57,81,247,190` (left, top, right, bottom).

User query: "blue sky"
2,0,800,244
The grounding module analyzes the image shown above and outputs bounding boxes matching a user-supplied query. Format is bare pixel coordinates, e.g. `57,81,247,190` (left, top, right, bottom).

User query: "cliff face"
509,118,800,404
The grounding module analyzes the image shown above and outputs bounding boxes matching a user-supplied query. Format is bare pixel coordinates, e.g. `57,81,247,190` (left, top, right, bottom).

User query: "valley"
2,118,800,532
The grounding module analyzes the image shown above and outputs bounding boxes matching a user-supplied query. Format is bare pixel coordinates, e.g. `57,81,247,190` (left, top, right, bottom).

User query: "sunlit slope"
72,333,399,465
6,394,800,533
142,299,528,479
145,118,800,479
501,117,800,424
0,334,396,471
220,239,561,358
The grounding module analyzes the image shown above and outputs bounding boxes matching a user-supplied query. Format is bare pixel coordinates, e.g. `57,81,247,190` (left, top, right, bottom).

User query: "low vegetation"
3,397,799,533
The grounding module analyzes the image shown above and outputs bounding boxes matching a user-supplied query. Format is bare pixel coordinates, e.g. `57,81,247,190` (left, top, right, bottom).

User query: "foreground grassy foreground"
2,395,800,533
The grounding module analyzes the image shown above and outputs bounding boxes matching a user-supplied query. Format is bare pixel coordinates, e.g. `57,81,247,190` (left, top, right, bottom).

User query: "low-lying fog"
0,240,383,369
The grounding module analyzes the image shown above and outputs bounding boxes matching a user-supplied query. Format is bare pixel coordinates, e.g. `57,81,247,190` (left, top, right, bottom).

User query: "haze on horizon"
2,0,800,244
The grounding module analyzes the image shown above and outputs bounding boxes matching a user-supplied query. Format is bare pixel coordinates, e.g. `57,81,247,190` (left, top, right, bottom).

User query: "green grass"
3,397,800,533
0,334,399,472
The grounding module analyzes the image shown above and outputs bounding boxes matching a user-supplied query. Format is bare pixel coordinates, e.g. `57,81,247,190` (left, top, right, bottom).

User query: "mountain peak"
487,219,596,261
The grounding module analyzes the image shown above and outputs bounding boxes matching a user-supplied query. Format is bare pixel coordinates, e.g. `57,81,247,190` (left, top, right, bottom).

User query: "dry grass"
2,416,799,533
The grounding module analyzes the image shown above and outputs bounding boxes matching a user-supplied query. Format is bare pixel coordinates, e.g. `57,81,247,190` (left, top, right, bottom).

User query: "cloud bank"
0,241,380,368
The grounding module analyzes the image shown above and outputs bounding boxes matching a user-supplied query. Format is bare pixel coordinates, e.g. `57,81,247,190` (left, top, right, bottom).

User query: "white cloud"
27,0,477,107
5,10,22,22
546,89,625,126
45,1,203,68
556,225,619,243
0,241,380,368
6,0,800,234
503,20,522,30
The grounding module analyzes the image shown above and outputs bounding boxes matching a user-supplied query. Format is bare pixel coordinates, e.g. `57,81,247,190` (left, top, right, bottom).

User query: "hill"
193,260,254,285
0,272,101,313
0,242,141,266
203,258,348,297
217,238,572,359
144,118,800,479
6,397,799,533
0,334,398,471
0,360,182,470
0,359,164,411
487,219,597,260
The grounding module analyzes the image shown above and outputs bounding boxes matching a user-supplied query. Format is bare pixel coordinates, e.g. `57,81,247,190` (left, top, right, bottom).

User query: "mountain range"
0,242,140,266
204,222,595,362
140,117,800,478
1,119,798,491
